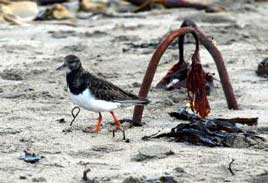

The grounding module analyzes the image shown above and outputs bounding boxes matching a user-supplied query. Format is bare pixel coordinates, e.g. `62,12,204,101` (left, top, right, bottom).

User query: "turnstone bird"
57,55,149,133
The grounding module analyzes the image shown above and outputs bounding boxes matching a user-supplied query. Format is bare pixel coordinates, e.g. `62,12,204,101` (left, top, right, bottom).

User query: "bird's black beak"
56,64,66,71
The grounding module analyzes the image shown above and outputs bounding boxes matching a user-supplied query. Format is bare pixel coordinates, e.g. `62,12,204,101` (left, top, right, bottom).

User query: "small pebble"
19,175,27,179
57,118,66,124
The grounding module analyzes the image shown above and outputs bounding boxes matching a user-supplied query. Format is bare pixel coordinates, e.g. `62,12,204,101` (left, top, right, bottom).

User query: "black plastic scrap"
19,150,44,163
146,108,264,147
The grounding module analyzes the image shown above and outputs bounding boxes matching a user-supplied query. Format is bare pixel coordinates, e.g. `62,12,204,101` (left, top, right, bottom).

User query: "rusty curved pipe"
132,27,199,124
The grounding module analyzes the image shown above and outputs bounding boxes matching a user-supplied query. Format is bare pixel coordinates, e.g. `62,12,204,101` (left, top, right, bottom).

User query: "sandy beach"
0,1,268,182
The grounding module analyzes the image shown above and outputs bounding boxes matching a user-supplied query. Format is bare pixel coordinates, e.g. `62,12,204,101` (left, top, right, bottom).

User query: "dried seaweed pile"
148,108,265,147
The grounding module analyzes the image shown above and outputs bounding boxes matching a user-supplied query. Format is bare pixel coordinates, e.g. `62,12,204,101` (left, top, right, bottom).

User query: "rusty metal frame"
132,22,238,125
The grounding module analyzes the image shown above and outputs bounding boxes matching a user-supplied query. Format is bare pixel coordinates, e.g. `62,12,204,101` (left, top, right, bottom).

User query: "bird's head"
56,55,81,73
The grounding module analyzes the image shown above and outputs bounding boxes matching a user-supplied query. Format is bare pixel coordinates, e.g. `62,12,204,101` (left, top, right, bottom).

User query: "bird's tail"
115,99,150,106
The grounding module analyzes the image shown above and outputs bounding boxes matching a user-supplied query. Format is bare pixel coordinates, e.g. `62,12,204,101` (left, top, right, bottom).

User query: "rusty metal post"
132,27,198,124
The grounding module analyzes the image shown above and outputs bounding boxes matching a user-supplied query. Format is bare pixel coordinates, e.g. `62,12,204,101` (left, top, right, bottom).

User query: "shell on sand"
0,1,38,21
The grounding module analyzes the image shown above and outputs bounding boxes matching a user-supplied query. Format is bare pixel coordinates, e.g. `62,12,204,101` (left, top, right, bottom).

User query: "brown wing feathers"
87,73,140,101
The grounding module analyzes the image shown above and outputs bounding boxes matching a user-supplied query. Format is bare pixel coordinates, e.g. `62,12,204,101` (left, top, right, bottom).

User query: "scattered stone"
173,167,185,174
19,175,27,180
125,139,130,143
132,145,174,162
159,176,179,183
57,118,66,124
122,176,145,183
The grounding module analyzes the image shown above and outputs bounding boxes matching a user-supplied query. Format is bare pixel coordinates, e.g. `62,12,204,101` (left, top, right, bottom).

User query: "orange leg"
95,112,103,133
110,112,122,129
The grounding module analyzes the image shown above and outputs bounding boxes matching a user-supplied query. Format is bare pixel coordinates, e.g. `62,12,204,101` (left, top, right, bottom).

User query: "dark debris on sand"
144,108,265,148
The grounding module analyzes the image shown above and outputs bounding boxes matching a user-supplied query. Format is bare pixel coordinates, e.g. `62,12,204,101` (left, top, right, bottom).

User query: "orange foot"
110,111,122,130
82,112,103,133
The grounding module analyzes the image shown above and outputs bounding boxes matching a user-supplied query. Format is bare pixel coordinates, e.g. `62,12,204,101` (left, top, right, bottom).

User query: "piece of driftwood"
143,108,264,147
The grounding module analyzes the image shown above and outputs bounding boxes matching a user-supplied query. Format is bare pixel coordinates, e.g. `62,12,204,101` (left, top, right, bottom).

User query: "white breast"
68,88,121,112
